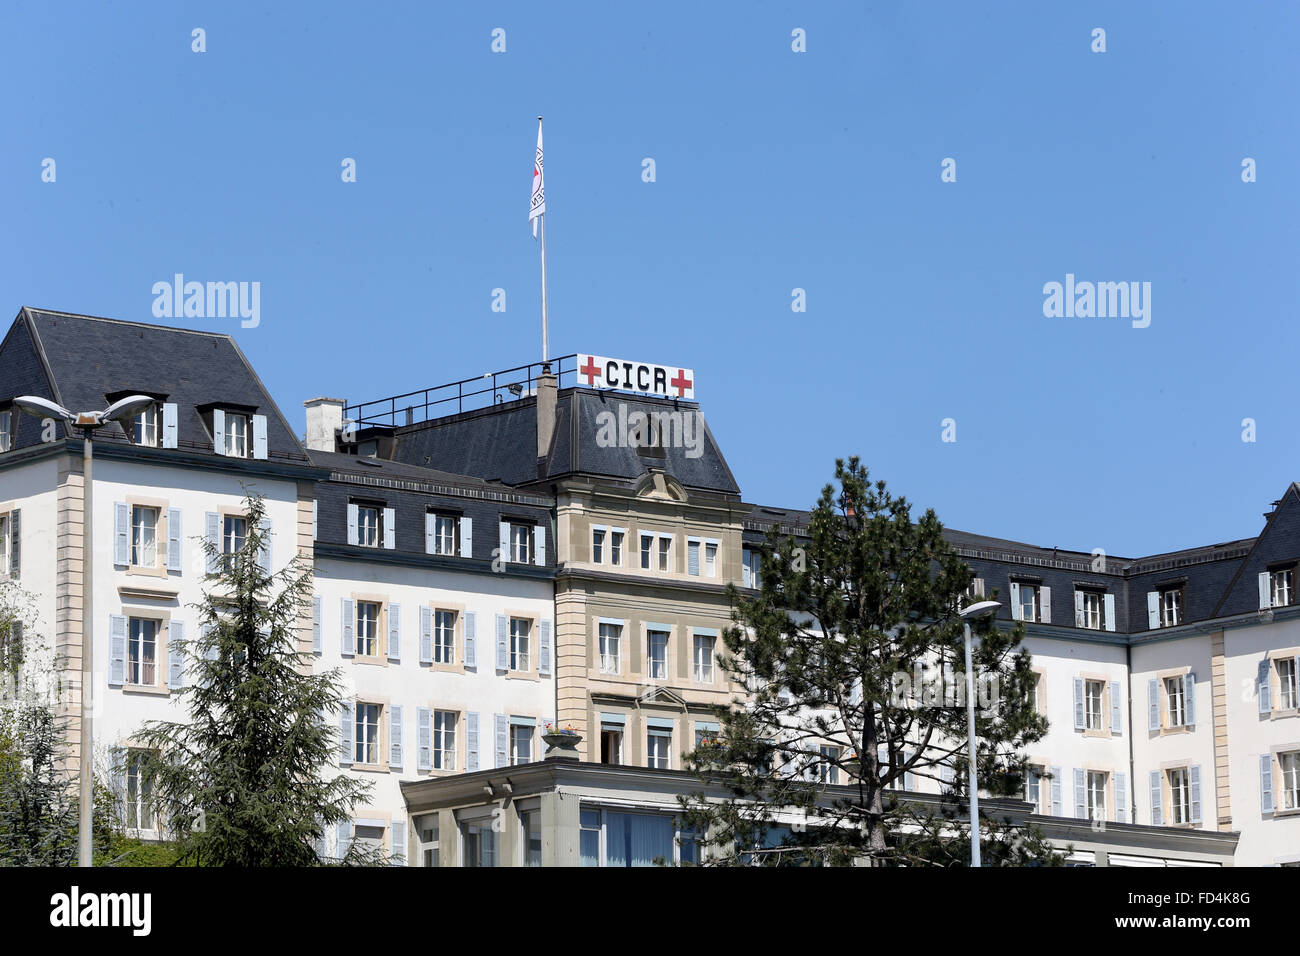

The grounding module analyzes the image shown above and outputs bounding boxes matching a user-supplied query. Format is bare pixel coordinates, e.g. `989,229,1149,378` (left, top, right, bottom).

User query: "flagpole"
538,116,549,364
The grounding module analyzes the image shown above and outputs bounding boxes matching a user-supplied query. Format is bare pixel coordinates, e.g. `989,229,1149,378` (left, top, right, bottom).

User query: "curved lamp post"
958,599,1001,867
13,394,155,866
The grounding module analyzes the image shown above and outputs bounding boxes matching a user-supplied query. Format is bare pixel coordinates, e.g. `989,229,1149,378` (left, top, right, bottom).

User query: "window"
599,622,621,674
462,821,497,867
647,630,669,681
130,505,158,567
433,710,456,770
647,726,672,769
818,745,840,784
743,547,762,589
128,617,157,685
1084,680,1104,731
125,752,155,830
1160,587,1183,627
1169,768,1191,825
1278,658,1298,711
1281,752,1300,811
357,505,381,548
580,809,601,867
222,515,246,569
1086,770,1108,823
510,722,533,765
1027,672,1042,713
693,634,715,683
224,412,249,458
610,530,624,566
431,514,458,555
579,808,683,867
704,541,718,577
354,702,381,764
417,816,440,867
687,540,700,576
434,609,456,665
521,809,542,866
0,410,11,452
592,528,605,564
509,617,531,671
133,404,158,447
1017,583,1038,623
657,536,671,572
600,723,623,764
1166,675,1188,727
510,523,533,564
1026,765,1046,813
1079,591,1102,630
1271,568,1295,608
640,533,653,569
353,824,385,856
355,601,380,657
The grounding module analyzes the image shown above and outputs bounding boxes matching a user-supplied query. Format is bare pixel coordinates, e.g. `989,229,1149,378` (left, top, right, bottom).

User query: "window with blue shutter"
347,503,359,546
1184,672,1196,727
1258,572,1271,610
1050,766,1062,816
687,539,700,576
1148,679,1160,731
419,607,433,664
534,524,546,565
1103,593,1116,632
212,409,226,455
388,603,402,662
495,615,508,671
494,713,508,768
162,402,178,448
390,820,406,866
417,707,432,771
167,620,185,690
252,413,267,460
257,518,271,573
1150,771,1163,825
498,521,510,562
464,612,477,667
1110,680,1122,735
167,508,182,572
1073,768,1085,819
389,705,403,770
108,614,127,687
312,596,322,654
339,701,354,766
1189,765,1202,825
383,507,395,550
1115,772,1127,823
1259,659,1272,714
539,619,552,676
460,516,473,557
114,502,129,566
341,599,355,656
1073,678,1085,731
466,712,480,771
205,512,219,573
336,822,351,861
1260,755,1274,813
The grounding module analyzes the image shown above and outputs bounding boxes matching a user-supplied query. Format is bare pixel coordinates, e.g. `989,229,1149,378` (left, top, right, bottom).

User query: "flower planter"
543,731,582,760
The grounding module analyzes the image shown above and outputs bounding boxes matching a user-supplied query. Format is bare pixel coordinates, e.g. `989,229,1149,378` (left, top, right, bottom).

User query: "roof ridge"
22,306,235,341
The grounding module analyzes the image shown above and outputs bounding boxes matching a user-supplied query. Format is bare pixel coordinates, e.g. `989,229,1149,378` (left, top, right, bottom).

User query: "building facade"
1,306,1297,865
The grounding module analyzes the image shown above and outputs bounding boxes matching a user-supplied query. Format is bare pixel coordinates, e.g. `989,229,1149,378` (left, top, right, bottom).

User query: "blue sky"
3,2,1297,558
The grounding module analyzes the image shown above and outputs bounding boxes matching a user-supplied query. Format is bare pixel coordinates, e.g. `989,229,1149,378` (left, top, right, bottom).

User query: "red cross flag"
530,118,545,238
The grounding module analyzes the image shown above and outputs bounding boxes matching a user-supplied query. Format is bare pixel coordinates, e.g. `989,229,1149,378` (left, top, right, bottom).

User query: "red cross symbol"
670,369,693,397
579,356,602,385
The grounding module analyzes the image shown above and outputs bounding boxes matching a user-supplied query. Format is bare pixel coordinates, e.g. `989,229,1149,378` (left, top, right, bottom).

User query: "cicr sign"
577,354,695,400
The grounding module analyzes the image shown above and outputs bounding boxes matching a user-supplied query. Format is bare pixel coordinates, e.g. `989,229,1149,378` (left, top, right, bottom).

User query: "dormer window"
0,408,12,453
211,408,267,460
133,403,159,447
225,413,249,457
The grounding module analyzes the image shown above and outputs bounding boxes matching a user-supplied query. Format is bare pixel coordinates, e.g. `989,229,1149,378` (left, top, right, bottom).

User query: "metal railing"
345,354,579,429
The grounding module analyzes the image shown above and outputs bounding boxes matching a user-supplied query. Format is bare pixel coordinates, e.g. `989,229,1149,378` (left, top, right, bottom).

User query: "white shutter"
114,502,129,565
1259,571,1271,610
499,521,510,562
1149,771,1162,825
1009,582,1021,621
383,507,395,550
1073,768,1085,819
1258,659,1272,714
252,414,267,460
495,615,509,670
347,504,359,546
257,517,271,573
390,820,406,866
167,508,183,572
167,620,185,689
539,619,552,676
212,408,225,454
1050,766,1062,816
459,517,473,557
1148,679,1160,731
1103,593,1116,632
339,700,354,766
1039,586,1051,624
1260,755,1274,813
1073,677,1085,731
161,402,178,448
1115,772,1127,823
464,612,477,667
1110,680,1122,735
419,607,433,664
387,603,402,662
494,714,509,768
389,705,403,770
109,615,127,686
416,707,431,771
1074,590,1085,627
425,512,436,554
534,524,546,565
466,712,480,771
1189,765,1202,825
1184,672,1195,727
1147,591,1160,629
340,598,355,656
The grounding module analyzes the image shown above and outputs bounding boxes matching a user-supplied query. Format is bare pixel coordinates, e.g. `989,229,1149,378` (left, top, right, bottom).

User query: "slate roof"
0,307,306,461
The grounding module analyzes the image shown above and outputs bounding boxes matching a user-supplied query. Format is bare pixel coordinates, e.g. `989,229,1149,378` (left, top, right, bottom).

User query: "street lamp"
13,393,155,867
958,598,1001,868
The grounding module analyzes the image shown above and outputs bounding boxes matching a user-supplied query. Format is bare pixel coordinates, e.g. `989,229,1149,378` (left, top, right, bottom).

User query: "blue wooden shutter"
1189,765,1202,824
416,707,431,771
390,819,406,866
419,607,433,664
205,512,219,573
347,504,359,546
212,408,226,454
1147,591,1160,629
534,524,546,565
424,512,436,554
1149,771,1163,825
1039,586,1051,623
114,502,129,565
257,518,271,573
1073,768,1085,819
340,598,355,656
167,620,185,689
252,414,267,459
167,508,182,572
336,822,351,860
459,516,473,557
339,700,354,766
1258,659,1272,714
466,712,480,771
1073,677,1085,730
494,713,509,767
1103,593,1116,631
1260,755,1274,813
495,614,508,671
1115,772,1127,823
498,521,510,561
1050,766,1062,816
109,614,127,686
1148,679,1160,730
382,507,395,550
1110,680,1122,735
1184,672,1196,727
312,596,322,653
539,619,552,676
688,540,700,576
1009,581,1021,620
1258,572,1271,610
389,705,403,770
388,603,401,662
161,402,178,448
464,612,477,667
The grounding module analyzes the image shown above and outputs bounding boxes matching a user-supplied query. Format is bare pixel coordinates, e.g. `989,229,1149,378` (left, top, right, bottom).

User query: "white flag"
529,118,545,238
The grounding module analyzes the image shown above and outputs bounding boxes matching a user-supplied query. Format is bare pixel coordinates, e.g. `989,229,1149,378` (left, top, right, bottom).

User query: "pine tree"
135,491,375,865
680,457,1064,866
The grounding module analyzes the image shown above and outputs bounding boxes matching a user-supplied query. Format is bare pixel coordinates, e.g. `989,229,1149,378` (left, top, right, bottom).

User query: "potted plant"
542,721,582,759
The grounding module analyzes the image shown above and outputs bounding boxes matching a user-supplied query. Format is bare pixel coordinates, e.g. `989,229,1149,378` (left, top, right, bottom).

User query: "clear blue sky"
3,2,1297,558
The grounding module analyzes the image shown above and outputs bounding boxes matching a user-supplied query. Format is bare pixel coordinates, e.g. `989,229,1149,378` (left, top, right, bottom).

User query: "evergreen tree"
680,457,1064,866
135,491,375,865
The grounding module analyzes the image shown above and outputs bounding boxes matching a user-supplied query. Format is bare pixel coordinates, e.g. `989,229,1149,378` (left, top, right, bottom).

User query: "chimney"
304,397,345,452
536,364,557,464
